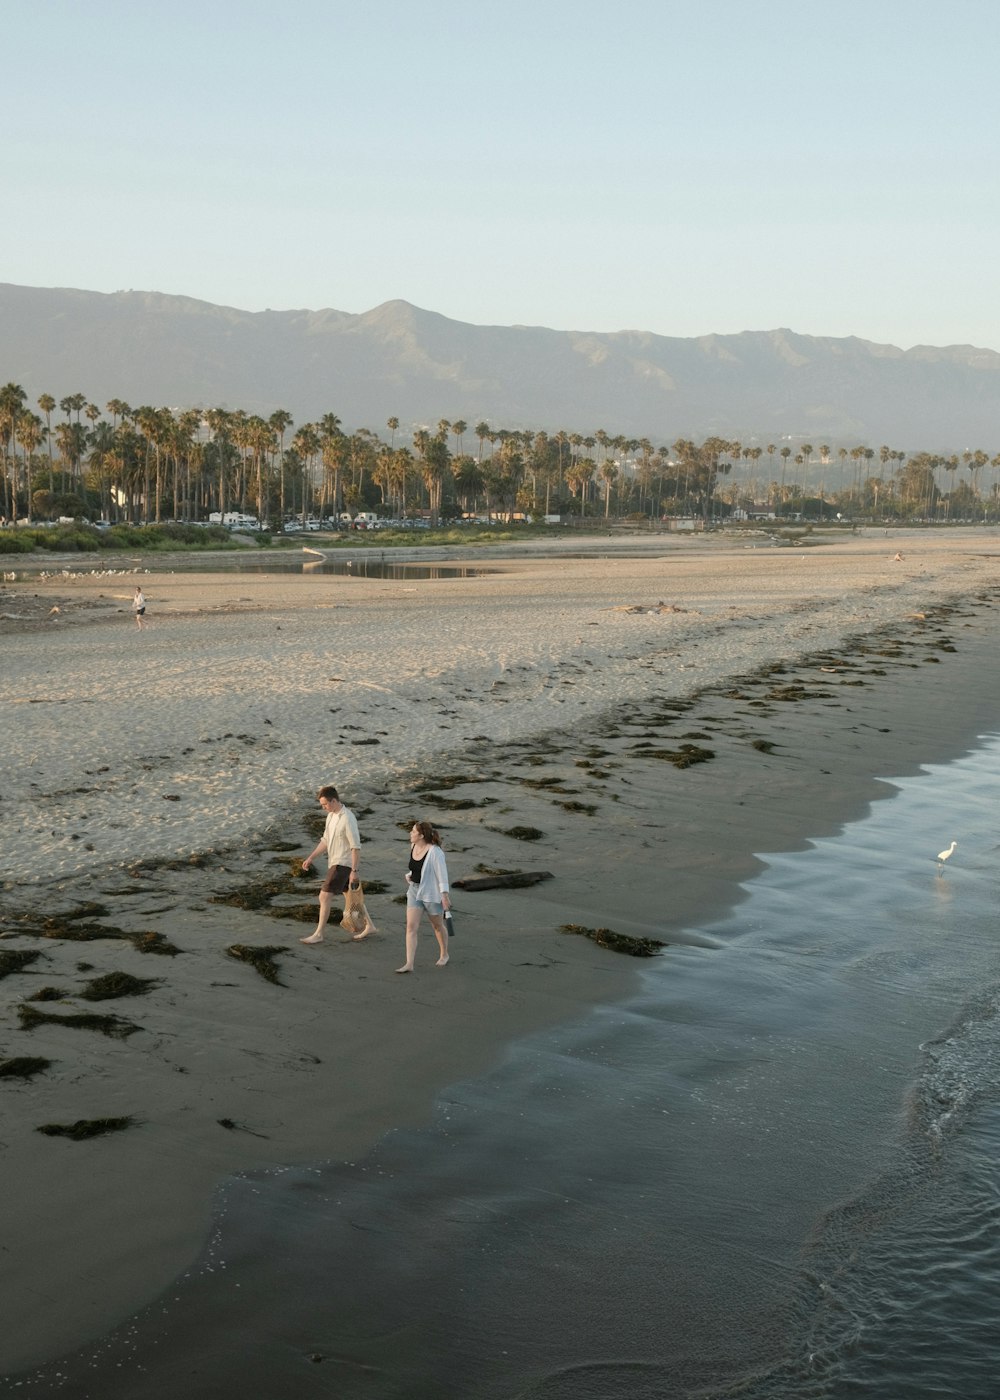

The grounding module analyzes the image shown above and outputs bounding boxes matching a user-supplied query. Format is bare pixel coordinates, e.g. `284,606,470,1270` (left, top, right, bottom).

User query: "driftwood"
452,871,553,892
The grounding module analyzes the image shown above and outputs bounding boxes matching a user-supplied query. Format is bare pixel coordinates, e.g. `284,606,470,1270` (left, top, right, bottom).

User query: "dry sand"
1,527,999,1376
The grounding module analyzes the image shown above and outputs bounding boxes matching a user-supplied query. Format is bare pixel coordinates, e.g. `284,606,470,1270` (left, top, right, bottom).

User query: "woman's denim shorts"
407,886,443,916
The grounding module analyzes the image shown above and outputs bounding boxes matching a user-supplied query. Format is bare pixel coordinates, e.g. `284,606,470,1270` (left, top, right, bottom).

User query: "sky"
5,0,1000,349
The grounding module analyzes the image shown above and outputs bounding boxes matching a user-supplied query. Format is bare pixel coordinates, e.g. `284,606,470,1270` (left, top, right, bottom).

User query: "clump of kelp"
36,1116,135,1140
80,971,159,1001
0,949,42,979
560,924,666,957
0,1056,52,1080
629,743,715,769
226,944,286,985
18,1004,141,1039
6,904,182,955
213,859,318,923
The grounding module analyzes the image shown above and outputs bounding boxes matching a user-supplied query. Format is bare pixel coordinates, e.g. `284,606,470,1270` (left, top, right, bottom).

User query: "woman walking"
132,586,146,629
396,821,451,973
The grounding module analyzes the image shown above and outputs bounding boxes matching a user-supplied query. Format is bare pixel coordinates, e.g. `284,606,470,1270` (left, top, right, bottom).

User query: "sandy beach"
2,527,1000,1384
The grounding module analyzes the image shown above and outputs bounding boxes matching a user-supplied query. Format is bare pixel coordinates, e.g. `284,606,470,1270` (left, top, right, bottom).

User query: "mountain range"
2,282,998,450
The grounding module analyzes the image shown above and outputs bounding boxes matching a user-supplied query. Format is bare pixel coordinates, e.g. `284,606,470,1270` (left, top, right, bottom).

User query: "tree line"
2,381,999,527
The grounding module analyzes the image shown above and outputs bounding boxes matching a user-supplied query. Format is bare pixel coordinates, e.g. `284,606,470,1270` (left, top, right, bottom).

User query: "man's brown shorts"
321,864,353,895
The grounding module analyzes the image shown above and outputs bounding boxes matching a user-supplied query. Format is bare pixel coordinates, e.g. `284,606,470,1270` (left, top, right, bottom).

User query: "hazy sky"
6,0,999,348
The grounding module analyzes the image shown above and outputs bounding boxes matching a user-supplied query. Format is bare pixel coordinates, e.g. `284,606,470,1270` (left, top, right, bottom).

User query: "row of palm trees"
2,381,999,526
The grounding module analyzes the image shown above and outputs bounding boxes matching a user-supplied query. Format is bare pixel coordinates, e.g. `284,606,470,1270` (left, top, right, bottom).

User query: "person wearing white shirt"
300,785,361,945
396,820,451,972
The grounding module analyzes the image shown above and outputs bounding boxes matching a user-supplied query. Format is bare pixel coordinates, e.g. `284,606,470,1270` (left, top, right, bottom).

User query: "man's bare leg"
301,890,335,944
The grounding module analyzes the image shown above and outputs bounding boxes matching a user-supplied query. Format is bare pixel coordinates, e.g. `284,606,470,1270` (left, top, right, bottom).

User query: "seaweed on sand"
80,971,160,1001
632,744,716,769
555,800,598,814
266,903,320,924
226,944,286,985
18,1004,141,1039
765,684,833,702
498,826,545,842
25,987,67,1002
128,931,183,956
411,774,476,791
418,795,483,810
0,1056,52,1080
560,924,666,957
0,949,42,979
37,1116,136,1140
212,860,306,912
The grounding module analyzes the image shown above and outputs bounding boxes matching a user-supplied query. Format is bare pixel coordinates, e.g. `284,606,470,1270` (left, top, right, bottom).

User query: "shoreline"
2,531,1000,1379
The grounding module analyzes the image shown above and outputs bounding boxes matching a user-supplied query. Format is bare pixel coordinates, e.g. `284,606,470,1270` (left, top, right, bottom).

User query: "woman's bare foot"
395,965,413,974
300,932,323,944
352,930,371,941
435,954,449,967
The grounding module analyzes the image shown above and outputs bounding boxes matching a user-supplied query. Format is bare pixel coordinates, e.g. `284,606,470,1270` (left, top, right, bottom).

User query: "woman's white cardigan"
409,844,450,903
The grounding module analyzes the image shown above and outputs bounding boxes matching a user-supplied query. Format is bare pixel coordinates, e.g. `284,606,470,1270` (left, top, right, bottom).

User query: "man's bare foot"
300,932,324,944
435,954,449,967
395,965,413,974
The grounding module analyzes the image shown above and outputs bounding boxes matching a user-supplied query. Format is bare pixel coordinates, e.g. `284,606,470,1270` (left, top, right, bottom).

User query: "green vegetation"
4,380,999,536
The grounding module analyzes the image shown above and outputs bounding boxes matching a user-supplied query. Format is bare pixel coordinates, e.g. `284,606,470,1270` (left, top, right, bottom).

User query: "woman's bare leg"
396,906,421,972
429,913,449,966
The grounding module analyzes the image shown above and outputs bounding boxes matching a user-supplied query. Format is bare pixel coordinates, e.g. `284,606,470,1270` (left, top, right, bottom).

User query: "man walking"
300,785,361,944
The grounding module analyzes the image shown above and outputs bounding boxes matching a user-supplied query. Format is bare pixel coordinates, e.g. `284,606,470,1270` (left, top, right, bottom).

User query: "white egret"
937,841,957,865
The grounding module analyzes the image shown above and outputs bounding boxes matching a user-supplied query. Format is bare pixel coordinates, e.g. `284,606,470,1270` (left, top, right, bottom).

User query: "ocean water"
10,733,1000,1399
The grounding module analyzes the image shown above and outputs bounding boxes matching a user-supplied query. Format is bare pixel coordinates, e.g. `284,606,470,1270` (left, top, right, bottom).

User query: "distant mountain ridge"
2,281,998,449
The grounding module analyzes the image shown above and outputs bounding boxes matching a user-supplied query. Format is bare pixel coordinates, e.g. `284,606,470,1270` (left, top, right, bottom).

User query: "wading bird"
937,841,957,866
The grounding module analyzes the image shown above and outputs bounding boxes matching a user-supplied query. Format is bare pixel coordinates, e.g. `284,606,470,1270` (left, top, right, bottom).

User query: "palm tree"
453,456,484,515
269,409,294,522
386,416,399,450
0,382,27,520
599,459,619,518
15,409,43,518
450,420,467,456
291,423,320,520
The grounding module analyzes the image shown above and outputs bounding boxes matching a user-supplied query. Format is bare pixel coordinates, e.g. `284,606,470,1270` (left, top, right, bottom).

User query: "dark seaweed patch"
18,1005,141,1039
560,924,666,957
633,744,715,768
411,774,475,791
263,903,316,923
0,1056,52,1080
0,949,42,979
212,867,300,911
226,944,286,985
555,800,598,814
80,972,160,1001
418,795,483,810
499,826,544,842
25,987,67,1002
128,931,183,956
751,739,778,753
37,1116,135,1140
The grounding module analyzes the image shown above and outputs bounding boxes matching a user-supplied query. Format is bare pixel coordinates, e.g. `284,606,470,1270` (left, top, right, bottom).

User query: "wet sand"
1,528,999,1382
